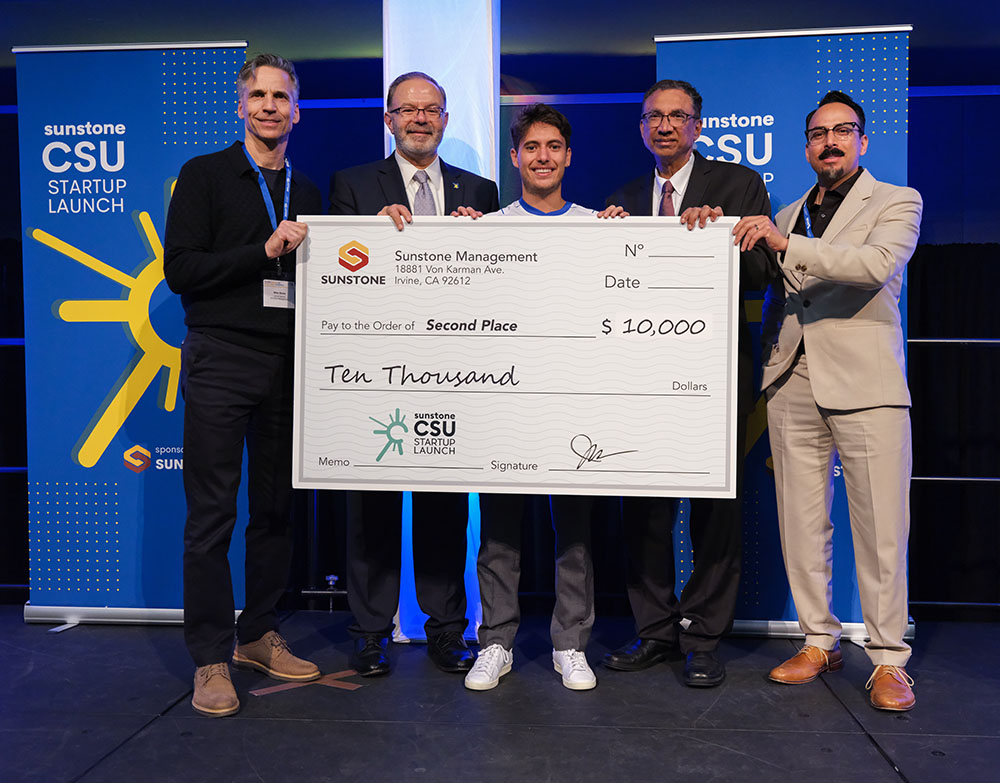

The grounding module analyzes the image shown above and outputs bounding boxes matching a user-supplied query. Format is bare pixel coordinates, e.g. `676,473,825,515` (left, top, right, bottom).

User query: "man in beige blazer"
730,91,922,711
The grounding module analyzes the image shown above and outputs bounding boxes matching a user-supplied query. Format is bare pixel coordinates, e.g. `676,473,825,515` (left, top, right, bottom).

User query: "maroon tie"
658,180,675,216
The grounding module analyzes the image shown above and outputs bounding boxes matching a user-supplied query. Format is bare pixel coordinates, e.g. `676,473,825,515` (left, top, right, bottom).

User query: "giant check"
293,216,739,498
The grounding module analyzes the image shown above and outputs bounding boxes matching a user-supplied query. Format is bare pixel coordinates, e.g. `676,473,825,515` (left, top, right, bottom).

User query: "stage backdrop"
16,42,246,622
655,26,912,636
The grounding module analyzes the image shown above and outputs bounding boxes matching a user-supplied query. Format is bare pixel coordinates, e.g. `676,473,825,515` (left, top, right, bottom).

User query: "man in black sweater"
164,53,322,717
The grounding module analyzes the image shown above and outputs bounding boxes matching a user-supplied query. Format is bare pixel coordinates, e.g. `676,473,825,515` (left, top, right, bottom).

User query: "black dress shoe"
350,635,390,677
603,638,679,672
684,651,726,687
427,631,474,673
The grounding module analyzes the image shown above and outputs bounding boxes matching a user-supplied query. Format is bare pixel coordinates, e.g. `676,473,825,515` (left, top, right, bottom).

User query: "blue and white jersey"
496,199,596,217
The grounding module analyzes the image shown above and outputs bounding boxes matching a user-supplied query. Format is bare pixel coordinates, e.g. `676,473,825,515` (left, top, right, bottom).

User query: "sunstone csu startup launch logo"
369,409,458,461
322,241,386,285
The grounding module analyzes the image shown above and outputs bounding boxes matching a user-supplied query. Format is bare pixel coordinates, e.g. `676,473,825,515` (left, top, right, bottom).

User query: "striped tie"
658,180,675,216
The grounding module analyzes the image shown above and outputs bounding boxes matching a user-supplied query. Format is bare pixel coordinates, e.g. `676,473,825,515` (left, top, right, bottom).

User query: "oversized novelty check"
293,216,739,498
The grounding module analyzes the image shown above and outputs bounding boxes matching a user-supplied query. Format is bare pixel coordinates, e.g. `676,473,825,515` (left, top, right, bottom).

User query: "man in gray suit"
732,91,922,711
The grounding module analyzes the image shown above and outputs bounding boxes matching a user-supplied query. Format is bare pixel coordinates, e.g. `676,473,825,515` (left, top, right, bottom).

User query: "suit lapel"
820,168,874,241
778,192,809,236
779,192,810,289
440,160,464,213
630,173,655,216
377,155,410,209
679,152,710,212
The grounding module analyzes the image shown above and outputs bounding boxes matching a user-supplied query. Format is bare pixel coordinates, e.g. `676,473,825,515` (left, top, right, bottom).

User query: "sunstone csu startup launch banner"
16,42,246,621
655,26,912,635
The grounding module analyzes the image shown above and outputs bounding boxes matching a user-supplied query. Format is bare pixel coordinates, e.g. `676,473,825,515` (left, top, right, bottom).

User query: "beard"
817,164,848,188
395,126,442,162
816,147,847,187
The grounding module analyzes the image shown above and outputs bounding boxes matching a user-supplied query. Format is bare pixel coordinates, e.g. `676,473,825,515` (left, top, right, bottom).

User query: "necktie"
412,170,437,216
658,180,675,216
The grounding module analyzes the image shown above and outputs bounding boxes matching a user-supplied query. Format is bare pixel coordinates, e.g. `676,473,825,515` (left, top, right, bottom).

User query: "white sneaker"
464,644,513,691
553,648,597,690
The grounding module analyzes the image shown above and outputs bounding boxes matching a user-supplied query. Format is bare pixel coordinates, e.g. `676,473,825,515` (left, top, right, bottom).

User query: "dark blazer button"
803,300,811,307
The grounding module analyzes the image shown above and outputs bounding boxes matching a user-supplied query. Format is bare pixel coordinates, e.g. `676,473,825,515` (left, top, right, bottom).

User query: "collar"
809,165,865,204
654,152,695,198
231,141,296,182
394,150,442,187
518,198,573,216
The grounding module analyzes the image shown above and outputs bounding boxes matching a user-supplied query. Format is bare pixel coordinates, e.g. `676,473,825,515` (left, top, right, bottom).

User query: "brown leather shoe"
769,645,843,684
867,665,915,711
233,631,321,682
192,663,239,717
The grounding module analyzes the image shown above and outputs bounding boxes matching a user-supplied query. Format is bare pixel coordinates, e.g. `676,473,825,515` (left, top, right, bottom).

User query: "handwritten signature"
569,435,638,470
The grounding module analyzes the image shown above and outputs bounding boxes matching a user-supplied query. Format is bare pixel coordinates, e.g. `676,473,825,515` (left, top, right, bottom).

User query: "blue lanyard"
243,144,291,231
801,196,816,239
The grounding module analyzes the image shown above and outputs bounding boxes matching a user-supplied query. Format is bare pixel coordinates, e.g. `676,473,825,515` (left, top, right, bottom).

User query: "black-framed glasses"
805,121,861,145
641,110,695,128
388,105,445,119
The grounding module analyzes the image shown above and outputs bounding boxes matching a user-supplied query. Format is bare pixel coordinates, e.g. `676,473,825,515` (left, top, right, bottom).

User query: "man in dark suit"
603,79,776,687
329,71,499,676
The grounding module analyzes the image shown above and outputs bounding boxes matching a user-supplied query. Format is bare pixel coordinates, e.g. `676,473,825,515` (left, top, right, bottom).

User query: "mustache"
819,147,845,160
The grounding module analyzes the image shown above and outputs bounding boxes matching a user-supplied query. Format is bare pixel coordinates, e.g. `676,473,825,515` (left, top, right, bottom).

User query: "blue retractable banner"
16,42,246,620
655,27,911,633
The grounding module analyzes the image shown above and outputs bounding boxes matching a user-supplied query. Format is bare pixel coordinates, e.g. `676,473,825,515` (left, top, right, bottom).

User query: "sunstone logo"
321,240,386,285
123,444,183,472
338,240,369,271
123,445,151,473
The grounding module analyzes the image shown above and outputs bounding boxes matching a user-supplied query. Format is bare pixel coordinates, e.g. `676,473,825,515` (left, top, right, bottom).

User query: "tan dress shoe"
769,645,843,684
867,665,915,711
233,631,321,682
192,663,239,717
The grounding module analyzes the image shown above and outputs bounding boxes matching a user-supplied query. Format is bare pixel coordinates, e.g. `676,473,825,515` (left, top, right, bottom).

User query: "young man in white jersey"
458,104,625,691
495,104,596,218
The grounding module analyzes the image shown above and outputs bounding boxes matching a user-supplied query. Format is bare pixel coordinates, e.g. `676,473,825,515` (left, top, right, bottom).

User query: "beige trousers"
766,350,912,667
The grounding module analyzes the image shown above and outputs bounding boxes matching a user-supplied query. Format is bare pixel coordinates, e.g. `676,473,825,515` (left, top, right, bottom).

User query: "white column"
383,0,497,641
382,0,500,181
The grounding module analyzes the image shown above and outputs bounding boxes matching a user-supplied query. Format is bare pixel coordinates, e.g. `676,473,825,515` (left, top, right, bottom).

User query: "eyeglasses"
805,122,862,145
641,110,695,128
388,105,445,119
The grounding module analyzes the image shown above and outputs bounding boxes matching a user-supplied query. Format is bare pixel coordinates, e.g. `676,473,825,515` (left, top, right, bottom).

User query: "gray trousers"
476,494,594,651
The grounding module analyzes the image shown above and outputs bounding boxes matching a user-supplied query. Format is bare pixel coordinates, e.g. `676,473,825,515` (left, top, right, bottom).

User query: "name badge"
263,278,295,309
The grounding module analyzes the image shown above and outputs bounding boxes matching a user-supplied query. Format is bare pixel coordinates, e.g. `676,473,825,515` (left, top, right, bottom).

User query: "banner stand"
16,41,247,624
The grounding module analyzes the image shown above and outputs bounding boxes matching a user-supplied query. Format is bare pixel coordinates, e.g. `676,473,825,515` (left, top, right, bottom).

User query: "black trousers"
621,414,748,654
181,330,295,666
346,490,469,638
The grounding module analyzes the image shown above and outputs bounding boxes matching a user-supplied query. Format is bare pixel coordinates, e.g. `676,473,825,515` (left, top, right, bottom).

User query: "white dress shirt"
651,152,695,216
395,151,445,216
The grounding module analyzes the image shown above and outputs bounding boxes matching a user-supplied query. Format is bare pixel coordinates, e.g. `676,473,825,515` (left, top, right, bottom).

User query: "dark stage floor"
2,606,997,782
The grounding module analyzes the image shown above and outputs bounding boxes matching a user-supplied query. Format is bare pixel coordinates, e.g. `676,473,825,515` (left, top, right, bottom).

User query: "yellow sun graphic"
31,208,180,468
